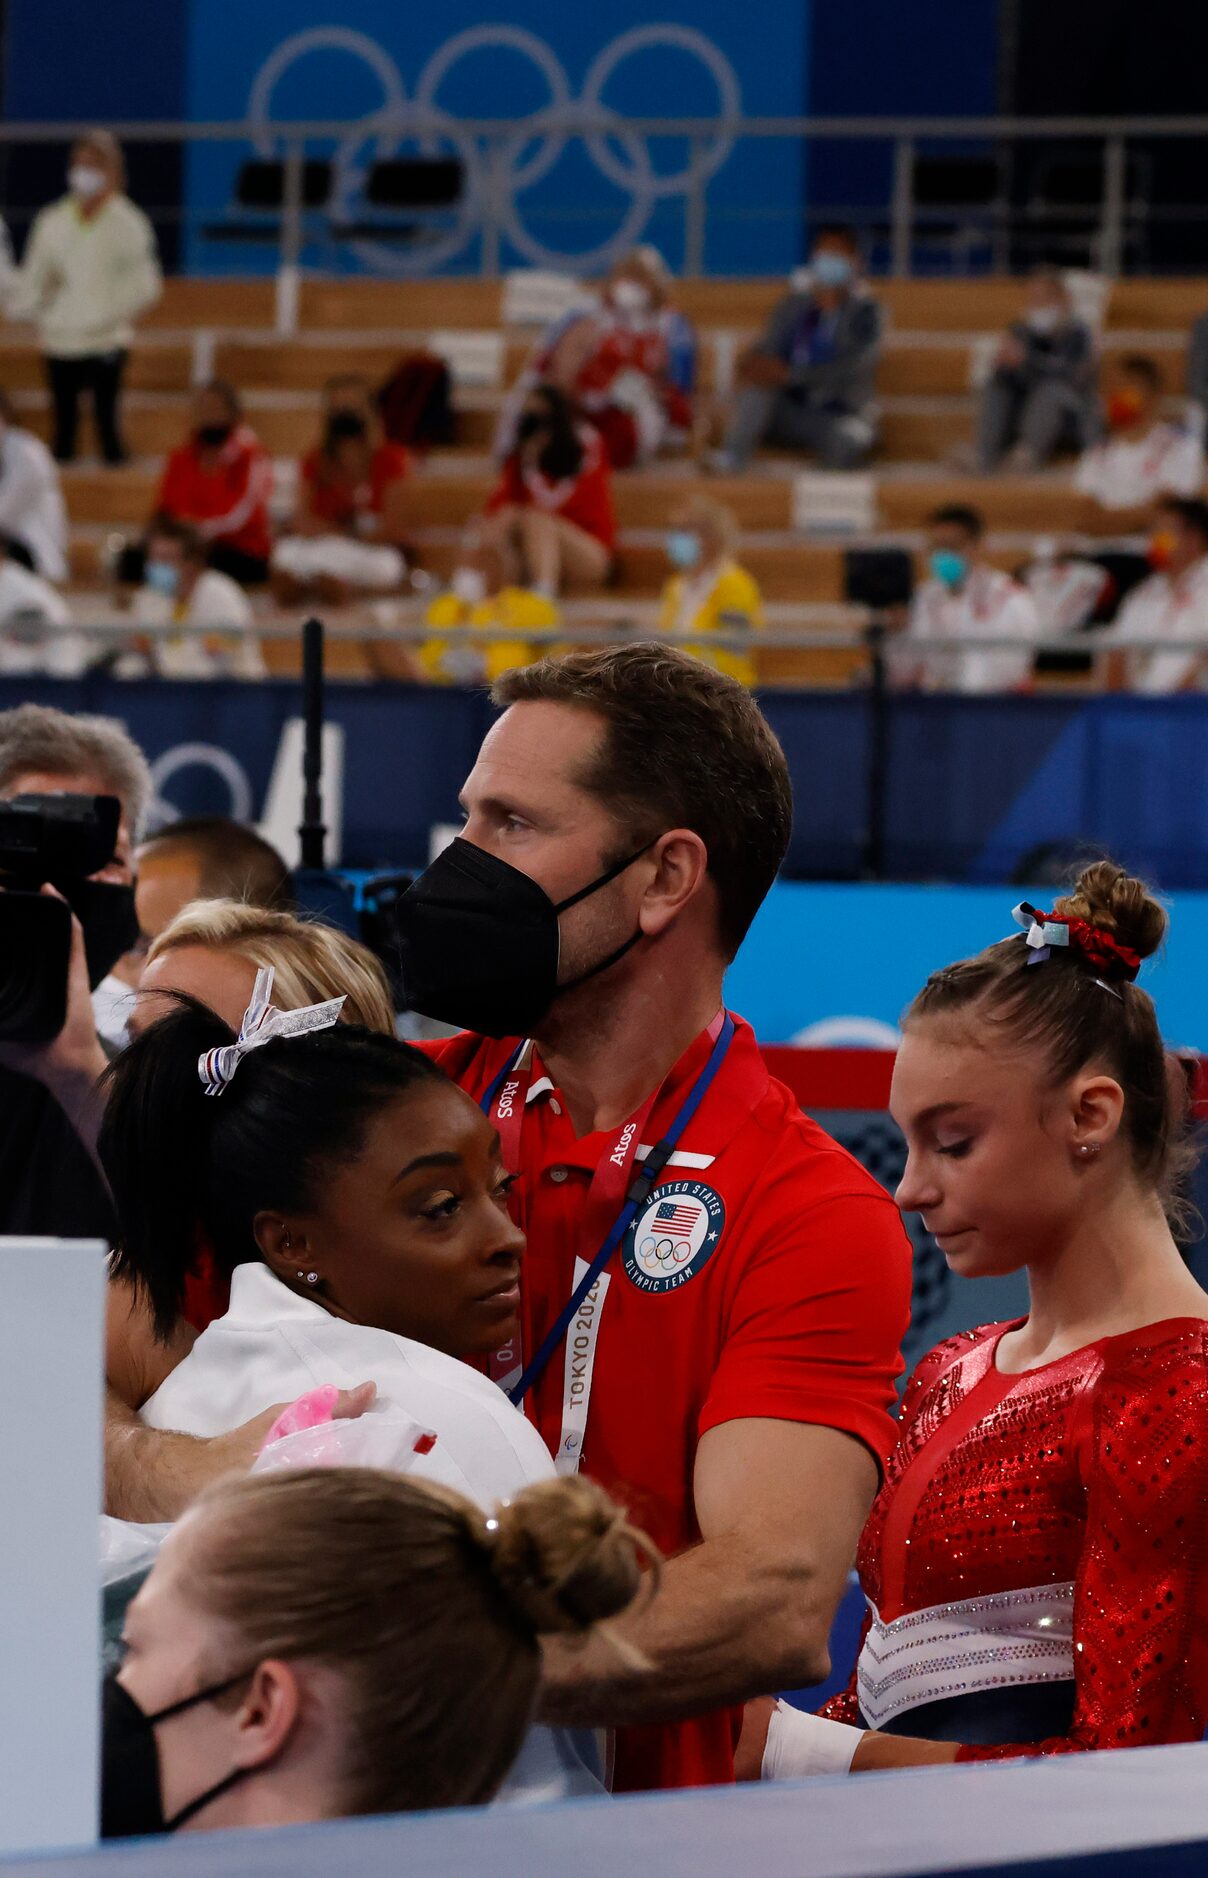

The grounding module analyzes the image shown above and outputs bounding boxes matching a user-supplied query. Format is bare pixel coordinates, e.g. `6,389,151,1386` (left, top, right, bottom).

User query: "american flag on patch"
653,1200,699,1238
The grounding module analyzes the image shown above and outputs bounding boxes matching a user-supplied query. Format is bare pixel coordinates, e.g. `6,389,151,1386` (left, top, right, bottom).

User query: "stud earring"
1077,1143,1101,1160
295,1269,320,1286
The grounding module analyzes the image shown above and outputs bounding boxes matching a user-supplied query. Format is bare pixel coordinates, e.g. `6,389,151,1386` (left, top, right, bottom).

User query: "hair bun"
1055,861,1167,965
481,1476,651,1638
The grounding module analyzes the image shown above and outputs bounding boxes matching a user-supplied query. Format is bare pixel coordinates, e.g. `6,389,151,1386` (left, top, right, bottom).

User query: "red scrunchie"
1033,910,1142,982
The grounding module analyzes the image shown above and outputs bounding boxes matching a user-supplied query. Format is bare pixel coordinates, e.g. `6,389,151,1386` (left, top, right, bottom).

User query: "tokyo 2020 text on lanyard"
480,1013,736,1472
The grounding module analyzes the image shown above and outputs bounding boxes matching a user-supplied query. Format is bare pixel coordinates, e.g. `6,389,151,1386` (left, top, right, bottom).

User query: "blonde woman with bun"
131,899,396,1041
102,1468,656,1835
747,861,1208,1781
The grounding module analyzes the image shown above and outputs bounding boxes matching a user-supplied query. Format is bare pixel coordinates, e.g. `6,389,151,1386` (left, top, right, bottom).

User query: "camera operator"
0,702,149,1236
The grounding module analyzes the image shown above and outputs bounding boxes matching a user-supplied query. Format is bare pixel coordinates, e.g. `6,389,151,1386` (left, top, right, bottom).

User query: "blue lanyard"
481,1015,736,1408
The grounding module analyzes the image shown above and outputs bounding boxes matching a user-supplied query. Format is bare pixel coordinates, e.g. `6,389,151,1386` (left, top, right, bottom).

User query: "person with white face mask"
657,495,763,685
711,225,882,472
11,130,161,464
497,246,697,470
973,268,1096,472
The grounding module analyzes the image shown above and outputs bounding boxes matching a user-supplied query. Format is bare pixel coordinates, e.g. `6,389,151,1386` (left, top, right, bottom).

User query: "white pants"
272,534,405,591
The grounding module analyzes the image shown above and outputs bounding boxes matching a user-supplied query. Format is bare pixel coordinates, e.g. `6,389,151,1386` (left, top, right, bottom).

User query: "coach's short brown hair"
493,643,792,958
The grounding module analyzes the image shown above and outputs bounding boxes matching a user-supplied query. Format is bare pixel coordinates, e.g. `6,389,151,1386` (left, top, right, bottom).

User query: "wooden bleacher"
6,273,1205,685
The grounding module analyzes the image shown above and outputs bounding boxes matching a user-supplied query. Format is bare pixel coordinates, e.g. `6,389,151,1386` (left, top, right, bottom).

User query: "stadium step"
141,274,1208,338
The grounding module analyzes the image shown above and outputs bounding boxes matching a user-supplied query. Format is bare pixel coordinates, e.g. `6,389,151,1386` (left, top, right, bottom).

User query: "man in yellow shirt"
657,495,763,684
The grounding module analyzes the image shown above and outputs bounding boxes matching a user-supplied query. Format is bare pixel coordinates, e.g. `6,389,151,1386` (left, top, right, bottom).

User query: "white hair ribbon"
1011,901,1071,967
198,965,346,1098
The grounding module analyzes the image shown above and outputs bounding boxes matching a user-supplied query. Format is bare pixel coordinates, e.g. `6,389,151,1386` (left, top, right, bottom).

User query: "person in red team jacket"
747,862,1208,1783
154,380,273,586
478,383,615,599
397,644,911,1791
101,643,911,1796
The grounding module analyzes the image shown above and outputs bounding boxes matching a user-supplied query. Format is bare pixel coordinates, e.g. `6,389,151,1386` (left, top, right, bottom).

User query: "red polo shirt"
427,1014,911,1794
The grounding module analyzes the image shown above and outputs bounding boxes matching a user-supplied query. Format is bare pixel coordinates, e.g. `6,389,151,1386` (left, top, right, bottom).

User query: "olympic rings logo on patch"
622,1180,725,1294
245,24,743,275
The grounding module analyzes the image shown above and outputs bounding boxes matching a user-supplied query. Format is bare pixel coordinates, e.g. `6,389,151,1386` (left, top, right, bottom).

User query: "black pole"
861,617,889,881
299,616,326,871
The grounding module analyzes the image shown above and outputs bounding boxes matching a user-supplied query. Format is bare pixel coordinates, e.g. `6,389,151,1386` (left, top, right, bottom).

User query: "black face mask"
64,879,139,988
537,429,583,481
195,423,233,449
101,1669,252,1839
396,836,654,1038
325,411,368,444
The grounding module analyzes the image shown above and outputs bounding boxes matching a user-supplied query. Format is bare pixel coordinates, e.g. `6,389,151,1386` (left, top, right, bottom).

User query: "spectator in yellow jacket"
657,495,763,684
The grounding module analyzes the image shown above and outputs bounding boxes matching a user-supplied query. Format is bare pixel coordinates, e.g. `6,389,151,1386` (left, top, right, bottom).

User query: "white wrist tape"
761,1700,862,1780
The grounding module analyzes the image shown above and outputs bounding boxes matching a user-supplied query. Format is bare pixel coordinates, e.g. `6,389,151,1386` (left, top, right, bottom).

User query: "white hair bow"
198,966,345,1097
1011,900,1070,966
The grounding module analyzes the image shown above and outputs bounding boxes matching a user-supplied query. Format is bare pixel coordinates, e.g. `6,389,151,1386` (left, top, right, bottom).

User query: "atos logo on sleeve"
623,1181,726,1293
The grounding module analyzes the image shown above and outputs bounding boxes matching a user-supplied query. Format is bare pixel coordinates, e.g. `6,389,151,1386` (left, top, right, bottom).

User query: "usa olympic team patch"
622,1181,725,1293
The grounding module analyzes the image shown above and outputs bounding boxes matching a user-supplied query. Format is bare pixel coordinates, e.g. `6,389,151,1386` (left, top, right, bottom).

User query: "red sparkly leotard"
821,1316,1208,1757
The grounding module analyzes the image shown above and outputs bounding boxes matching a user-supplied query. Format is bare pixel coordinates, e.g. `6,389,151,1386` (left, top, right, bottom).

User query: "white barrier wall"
0,1238,105,1855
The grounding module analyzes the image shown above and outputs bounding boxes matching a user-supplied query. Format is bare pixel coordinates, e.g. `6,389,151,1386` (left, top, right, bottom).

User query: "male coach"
105,644,911,1793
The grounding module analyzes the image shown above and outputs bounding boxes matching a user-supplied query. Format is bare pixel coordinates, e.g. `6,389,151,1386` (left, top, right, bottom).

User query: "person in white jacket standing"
12,130,161,464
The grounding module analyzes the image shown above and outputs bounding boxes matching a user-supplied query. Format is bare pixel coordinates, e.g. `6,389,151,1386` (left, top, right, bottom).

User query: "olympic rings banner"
183,0,810,277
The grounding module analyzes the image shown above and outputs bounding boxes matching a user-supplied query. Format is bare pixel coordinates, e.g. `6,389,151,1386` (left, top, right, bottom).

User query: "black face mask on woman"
395,836,654,1038
101,1669,252,1838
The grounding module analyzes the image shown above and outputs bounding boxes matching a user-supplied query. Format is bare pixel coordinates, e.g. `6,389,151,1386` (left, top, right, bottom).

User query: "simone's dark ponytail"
99,998,445,1340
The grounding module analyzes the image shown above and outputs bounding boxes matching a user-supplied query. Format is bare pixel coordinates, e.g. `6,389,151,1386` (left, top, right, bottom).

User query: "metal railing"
0,113,1206,291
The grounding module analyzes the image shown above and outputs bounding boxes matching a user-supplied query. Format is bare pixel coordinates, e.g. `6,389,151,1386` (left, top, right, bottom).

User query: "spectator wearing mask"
271,375,409,604
103,1468,648,1837
1075,355,1205,535
504,246,696,470
975,269,1097,471
154,382,273,586
0,387,68,580
11,131,161,465
892,505,1040,694
473,383,615,602
133,819,292,946
0,703,149,1235
657,495,763,685
132,519,264,680
711,227,882,472
1101,496,1208,694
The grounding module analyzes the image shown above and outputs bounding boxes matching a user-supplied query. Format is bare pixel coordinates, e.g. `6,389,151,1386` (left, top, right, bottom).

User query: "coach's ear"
637,829,709,938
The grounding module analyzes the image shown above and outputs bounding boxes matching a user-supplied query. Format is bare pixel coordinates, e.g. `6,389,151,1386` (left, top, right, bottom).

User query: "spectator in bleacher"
154,381,273,587
502,246,696,470
710,226,882,473
134,818,292,947
11,131,161,465
891,504,1040,694
1100,495,1208,693
473,383,615,601
132,518,264,680
0,387,67,580
103,1467,645,1835
657,494,763,685
271,374,409,605
1075,355,1204,534
0,542,84,675
975,268,1097,471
